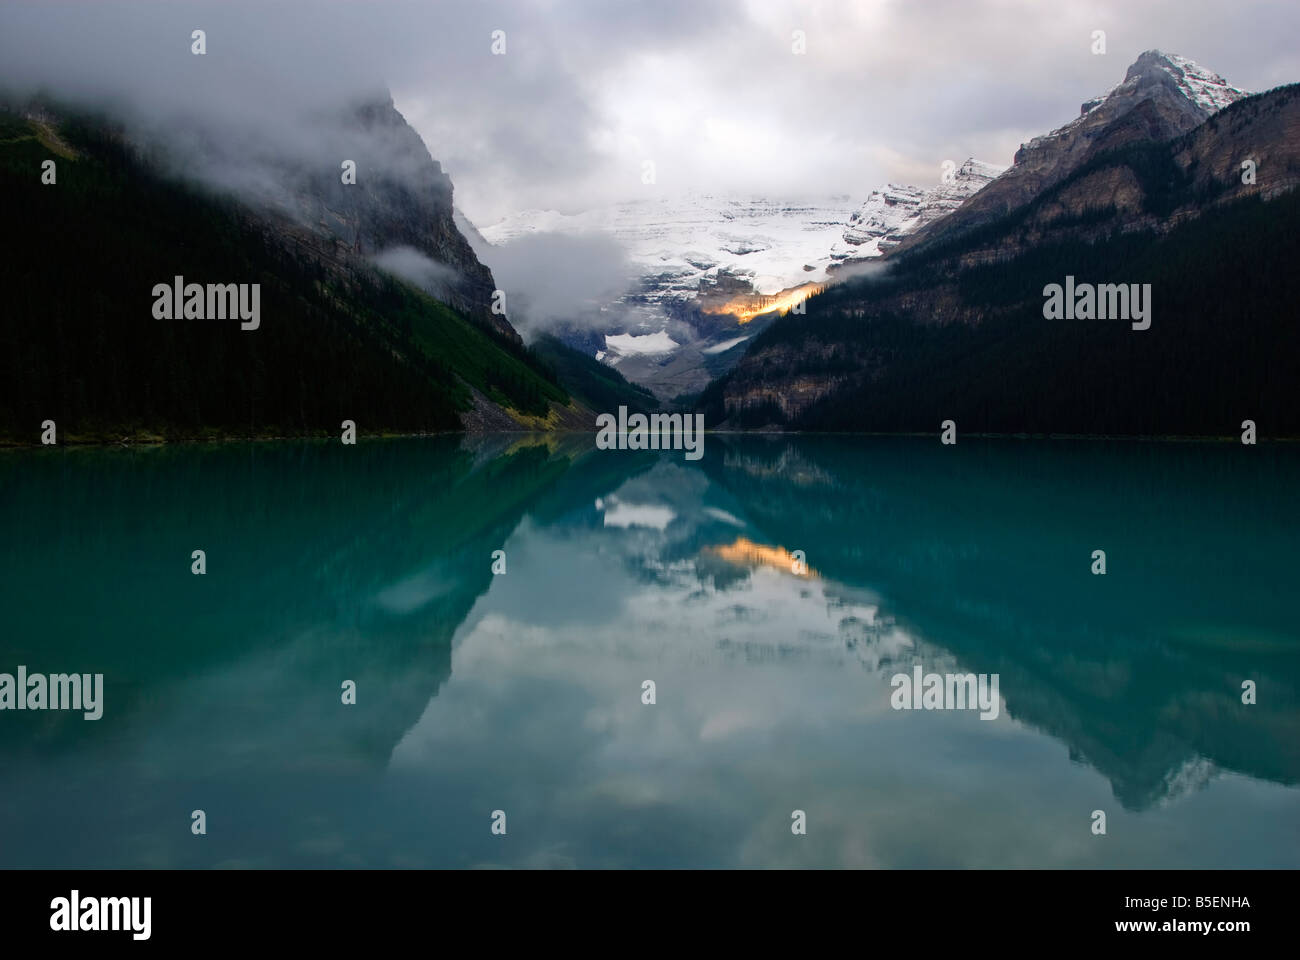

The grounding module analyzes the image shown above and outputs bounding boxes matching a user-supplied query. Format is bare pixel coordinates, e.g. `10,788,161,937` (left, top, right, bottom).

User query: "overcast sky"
2,0,1297,226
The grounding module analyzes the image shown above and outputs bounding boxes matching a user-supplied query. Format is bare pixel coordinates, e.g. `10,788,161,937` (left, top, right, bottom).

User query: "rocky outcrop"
892,51,1248,258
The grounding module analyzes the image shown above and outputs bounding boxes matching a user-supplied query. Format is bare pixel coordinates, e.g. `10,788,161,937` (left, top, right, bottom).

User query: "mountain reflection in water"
0,434,1295,868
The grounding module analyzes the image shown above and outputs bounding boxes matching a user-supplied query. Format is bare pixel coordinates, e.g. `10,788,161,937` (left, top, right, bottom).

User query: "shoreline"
2,428,1294,450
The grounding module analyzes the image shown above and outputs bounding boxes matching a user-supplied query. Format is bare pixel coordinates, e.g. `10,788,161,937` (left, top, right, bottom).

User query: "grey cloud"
1,0,1296,226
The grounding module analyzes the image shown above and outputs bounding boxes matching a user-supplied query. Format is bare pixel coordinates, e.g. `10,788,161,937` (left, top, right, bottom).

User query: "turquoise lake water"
1,434,1296,867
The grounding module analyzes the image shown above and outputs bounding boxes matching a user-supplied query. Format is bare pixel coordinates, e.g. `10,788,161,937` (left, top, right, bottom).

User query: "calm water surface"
1,434,1297,868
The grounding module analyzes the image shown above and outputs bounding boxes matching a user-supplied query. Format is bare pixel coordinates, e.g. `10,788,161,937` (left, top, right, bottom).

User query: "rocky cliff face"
1173,82,1300,203
892,51,1248,258
282,95,518,343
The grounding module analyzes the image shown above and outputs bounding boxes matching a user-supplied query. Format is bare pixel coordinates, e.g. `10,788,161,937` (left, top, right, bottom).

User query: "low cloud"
371,247,462,302
829,259,892,285
471,231,638,338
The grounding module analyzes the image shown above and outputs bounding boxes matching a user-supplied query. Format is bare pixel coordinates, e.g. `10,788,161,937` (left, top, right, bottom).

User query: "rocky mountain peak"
1016,51,1245,165
1120,50,1247,113
890,51,1246,258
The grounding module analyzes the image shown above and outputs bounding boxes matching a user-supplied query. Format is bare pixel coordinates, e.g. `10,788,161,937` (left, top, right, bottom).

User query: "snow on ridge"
832,158,1005,262
1154,51,1248,112
1115,50,1249,114
1026,51,1248,158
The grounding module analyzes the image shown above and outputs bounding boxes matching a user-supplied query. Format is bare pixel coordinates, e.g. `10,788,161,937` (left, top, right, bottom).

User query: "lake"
1,434,1296,868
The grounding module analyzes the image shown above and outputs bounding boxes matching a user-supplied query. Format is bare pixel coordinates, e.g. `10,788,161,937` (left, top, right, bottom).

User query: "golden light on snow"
703,281,825,323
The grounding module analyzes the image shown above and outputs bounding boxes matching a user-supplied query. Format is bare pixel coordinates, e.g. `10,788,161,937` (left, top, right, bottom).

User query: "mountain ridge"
699,68,1300,436
0,97,600,442
890,50,1249,259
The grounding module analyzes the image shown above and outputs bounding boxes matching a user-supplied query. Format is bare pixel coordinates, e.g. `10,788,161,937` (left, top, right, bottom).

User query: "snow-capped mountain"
1080,50,1245,119
475,178,1003,396
712,50,1282,433
481,194,860,301
476,194,868,397
831,159,1005,262
1019,50,1246,161
893,50,1249,257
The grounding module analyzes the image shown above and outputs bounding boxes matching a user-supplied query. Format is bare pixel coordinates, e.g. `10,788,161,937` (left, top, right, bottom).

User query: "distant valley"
2,49,1296,442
